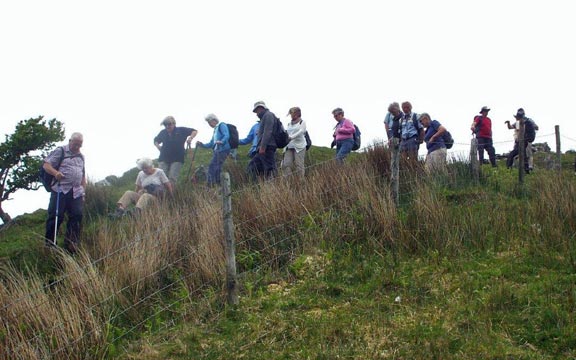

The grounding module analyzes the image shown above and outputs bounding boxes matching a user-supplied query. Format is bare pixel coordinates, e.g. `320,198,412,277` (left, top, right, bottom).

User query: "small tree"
0,116,65,224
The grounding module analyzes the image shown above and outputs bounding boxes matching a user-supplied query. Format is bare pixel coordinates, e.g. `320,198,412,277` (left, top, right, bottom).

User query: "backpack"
473,115,484,135
443,130,454,149
352,124,361,151
226,123,239,149
524,119,536,143
304,131,312,151
39,147,65,192
431,121,454,149
273,116,290,148
218,123,239,149
299,120,312,150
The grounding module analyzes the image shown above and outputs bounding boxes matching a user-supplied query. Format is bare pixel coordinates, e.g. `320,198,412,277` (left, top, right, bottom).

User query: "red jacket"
472,115,492,138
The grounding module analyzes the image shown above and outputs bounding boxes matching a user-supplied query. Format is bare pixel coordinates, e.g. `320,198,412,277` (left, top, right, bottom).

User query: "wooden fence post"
390,138,400,207
470,136,480,183
555,125,561,171
518,118,525,184
222,172,238,305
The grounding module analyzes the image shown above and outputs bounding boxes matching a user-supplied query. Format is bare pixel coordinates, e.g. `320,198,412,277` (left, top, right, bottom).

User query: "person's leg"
336,139,354,163
64,192,83,254
526,142,534,170
282,149,296,176
44,190,65,246
247,155,265,182
262,147,278,179
507,143,519,168
486,138,497,167
168,162,183,184
158,161,169,175
294,149,306,178
522,142,530,172
212,150,230,185
135,193,156,209
117,190,140,209
477,137,486,164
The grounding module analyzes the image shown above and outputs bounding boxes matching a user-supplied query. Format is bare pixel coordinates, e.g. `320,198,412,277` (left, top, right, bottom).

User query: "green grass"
1,148,575,359
120,246,575,359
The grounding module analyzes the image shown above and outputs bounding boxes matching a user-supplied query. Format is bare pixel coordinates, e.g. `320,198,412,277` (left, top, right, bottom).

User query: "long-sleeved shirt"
201,122,231,152
257,109,277,148
239,122,260,156
286,118,307,152
334,118,355,141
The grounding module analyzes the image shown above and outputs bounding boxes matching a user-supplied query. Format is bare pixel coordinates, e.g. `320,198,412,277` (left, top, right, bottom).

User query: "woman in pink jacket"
332,107,356,164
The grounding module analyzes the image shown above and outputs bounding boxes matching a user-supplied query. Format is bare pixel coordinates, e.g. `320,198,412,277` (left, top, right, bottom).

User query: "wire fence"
1,128,575,359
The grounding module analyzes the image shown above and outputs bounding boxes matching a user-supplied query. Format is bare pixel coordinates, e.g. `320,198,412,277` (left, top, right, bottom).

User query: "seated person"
110,157,173,217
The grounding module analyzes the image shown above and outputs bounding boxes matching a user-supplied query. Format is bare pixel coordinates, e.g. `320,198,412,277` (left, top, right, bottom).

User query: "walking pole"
53,183,61,246
187,143,199,183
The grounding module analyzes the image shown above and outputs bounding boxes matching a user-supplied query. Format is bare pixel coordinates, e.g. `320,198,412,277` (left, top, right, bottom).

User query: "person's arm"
259,114,275,153
337,119,355,136
429,124,446,144
154,131,164,151
42,162,64,182
186,129,198,146
164,180,174,195
239,126,255,145
470,116,479,132
290,120,307,140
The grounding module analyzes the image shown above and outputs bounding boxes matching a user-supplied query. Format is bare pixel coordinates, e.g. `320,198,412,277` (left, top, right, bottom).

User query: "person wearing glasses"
154,116,197,184
331,107,356,164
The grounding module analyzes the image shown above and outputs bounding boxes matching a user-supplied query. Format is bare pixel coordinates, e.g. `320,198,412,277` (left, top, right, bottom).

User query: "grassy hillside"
1,144,575,359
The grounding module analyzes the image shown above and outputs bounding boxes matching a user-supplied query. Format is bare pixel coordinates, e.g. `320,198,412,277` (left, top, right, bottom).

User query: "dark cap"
479,106,490,114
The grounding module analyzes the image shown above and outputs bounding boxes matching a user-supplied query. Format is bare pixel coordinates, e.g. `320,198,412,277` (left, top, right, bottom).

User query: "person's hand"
54,171,64,181
259,147,265,155
215,140,223,145
196,141,203,146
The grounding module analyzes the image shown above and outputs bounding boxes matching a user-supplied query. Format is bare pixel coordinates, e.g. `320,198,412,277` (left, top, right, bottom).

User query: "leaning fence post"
221,172,238,305
390,138,400,207
518,118,525,184
555,125,561,171
470,136,480,183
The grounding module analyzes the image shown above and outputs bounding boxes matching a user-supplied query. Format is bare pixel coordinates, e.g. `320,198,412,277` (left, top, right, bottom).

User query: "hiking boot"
126,207,142,218
109,207,126,219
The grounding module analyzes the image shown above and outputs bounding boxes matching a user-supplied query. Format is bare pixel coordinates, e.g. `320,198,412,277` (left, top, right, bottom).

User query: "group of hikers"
41,100,540,254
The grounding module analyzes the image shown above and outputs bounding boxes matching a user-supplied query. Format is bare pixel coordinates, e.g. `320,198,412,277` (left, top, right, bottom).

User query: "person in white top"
110,157,173,218
281,107,308,178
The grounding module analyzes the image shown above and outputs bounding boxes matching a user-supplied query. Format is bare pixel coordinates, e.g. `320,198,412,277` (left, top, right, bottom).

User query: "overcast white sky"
2,0,575,220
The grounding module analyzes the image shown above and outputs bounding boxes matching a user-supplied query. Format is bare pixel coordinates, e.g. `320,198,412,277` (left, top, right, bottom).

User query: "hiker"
110,157,173,218
248,101,280,181
281,107,307,177
505,108,537,173
196,114,231,187
384,102,402,141
399,101,424,160
239,120,260,158
154,116,198,184
43,132,86,254
418,113,447,173
470,106,497,167
331,107,356,164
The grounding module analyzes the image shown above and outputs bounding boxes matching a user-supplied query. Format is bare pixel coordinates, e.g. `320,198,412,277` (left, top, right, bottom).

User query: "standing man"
248,101,279,181
505,108,537,173
399,101,424,160
43,132,86,254
384,102,402,140
196,114,231,187
471,106,497,167
154,116,197,184
332,107,356,164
